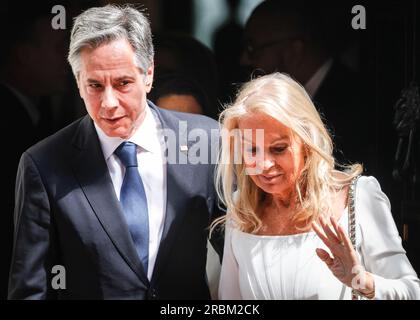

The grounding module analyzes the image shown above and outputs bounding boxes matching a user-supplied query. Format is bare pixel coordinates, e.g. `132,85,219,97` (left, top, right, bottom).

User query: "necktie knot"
115,142,138,167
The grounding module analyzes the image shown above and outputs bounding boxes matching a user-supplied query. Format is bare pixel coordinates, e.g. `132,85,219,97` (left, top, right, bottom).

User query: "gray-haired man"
8,5,221,300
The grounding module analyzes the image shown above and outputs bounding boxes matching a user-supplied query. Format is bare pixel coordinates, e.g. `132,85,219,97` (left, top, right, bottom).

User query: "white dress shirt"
305,58,333,98
219,177,420,300
95,106,167,280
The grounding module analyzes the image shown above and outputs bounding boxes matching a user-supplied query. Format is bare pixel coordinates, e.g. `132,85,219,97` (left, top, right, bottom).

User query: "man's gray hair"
68,4,154,80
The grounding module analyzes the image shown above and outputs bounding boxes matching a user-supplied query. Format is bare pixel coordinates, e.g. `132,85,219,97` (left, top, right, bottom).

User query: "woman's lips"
259,173,283,183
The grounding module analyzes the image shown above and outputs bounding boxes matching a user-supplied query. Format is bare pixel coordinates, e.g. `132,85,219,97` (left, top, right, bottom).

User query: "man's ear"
76,76,84,100
145,62,154,93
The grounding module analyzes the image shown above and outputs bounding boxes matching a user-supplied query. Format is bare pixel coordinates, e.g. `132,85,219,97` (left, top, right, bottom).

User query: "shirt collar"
94,105,161,161
304,58,333,98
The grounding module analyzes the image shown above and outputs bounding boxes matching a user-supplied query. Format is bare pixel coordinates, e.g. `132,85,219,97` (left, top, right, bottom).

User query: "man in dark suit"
241,0,376,172
8,4,221,299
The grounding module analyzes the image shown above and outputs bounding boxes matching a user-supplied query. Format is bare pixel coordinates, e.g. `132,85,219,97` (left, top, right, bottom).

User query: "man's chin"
103,127,132,139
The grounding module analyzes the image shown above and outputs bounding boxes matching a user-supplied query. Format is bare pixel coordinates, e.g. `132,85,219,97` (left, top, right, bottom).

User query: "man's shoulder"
154,105,219,131
26,116,86,159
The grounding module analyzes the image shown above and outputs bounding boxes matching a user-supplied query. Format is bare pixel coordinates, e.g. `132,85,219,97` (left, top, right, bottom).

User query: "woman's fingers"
315,216,360,287
316,248,334,267
312,221,331,247
336,220,355,252
313,216,350,254
330,216,345,244
320,215,342,246
328,215,353,250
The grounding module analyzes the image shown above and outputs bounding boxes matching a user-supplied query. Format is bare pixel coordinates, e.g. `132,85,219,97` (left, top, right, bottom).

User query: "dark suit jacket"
313,61,376,173
8,101,222,300
1,84,40,300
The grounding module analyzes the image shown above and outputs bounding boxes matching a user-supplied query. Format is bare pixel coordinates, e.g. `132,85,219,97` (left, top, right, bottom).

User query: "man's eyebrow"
114,76,136,81
85,76,135,83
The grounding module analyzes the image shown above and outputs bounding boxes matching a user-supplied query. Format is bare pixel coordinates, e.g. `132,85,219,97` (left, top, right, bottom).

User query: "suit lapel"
148,103,194,283
71,116,149,284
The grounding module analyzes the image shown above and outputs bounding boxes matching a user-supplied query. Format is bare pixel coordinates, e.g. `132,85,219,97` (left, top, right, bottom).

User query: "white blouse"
218,176,420,300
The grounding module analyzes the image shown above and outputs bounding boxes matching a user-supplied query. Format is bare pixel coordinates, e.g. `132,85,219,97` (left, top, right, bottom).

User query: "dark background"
0,0,419,299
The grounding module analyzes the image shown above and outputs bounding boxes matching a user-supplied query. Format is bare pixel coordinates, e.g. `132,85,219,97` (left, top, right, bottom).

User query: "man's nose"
101,87,119,109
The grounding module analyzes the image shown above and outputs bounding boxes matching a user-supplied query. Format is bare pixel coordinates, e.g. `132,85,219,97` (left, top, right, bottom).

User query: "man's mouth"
102,116,125,124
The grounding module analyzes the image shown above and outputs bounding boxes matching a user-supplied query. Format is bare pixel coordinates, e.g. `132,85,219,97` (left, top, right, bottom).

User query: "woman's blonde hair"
213,73,362,233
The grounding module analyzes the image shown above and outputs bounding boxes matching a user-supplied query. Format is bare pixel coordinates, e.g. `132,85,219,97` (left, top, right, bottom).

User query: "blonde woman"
215,73,420,300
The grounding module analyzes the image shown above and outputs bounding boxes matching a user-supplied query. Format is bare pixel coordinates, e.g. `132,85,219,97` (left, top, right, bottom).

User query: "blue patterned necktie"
114,142,149,274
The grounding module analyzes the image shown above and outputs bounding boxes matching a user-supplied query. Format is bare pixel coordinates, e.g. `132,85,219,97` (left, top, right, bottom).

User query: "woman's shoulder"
355,176,390,205
354,177,403,255
356,175,382,190
354,175,393,224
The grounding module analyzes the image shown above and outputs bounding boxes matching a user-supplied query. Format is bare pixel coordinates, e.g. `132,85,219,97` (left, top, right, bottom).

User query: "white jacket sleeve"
357,176,420,300
218,224,243,299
